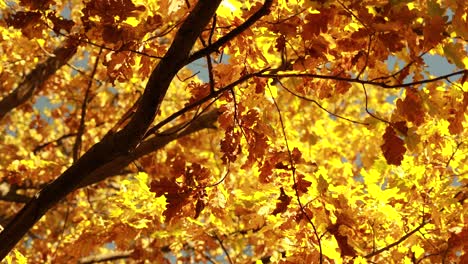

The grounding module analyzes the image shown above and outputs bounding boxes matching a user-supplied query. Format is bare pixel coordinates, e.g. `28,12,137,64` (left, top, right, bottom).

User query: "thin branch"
78,250,132,264
188,0,273,64
445,142,463,168
143,68,270,138
33,132,77,153
72,48,102,162
277,79,368,125
198,17,217,93
362,84,390,124
257,70,467,89
267,86,323,264
212,233,233,264
204,167,230,188
365,220,429,258
357,34,374,79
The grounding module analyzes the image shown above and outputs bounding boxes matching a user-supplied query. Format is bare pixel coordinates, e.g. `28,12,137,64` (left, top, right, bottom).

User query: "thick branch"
0,40,78,121
0,0,223,259
0,109,219,203
77,109,220,188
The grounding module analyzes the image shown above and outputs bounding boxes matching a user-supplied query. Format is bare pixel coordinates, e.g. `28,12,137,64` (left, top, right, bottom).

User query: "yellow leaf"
353,256,368,264
15,250,27,264
411,244,425,258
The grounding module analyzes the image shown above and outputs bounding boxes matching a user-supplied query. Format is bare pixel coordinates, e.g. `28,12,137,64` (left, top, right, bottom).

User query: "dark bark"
0,0,223,259
0,109,219,203
0,39,78,121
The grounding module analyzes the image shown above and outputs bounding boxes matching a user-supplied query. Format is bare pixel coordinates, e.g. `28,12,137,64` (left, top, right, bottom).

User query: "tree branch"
365,220,429,259
257,70,467,89
78,250,132,264
0,0,223,259
0,109,219,203
73,48,102,162
76,108,220,188
187,0,273,64
0,39,78,121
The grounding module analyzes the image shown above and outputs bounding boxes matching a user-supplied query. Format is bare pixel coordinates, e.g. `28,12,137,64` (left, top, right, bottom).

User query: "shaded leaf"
396,89,425,126
271,187,291,215
381,125,406,165
294,173,311,196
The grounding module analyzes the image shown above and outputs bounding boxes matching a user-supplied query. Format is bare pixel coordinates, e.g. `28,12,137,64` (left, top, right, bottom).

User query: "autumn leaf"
271,187,292,215
381,125,407,165
5,11,44,38
448,92,468,135
396,88,425,126
423,15,446,48
294,173,312,196
19,0,55,10
1,0,468,263
302,10,331,40
47,12,75,34
149,178,182,197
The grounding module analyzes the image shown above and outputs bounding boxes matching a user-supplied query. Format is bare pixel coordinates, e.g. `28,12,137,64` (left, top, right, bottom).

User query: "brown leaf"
220,127,241,163
6,11,44,39
194,190,207,219
47,12,75,34
164,192,191,222
448,92,468,135
272,187,292,215
392,121,408,136
381,125,406,165
396,89,425,126
293,173,311,196
448,111,464,135
149,178,182,197
423,15,446,47
19,0,55,10
82,0,145,25
302,10,331,40
327,224,357,257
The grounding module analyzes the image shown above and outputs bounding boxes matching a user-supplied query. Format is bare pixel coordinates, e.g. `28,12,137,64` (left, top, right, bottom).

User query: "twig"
257,70,467,89
277,79,368,125
362,84,390,124
33,132,77,153
365,220,429,258
267,86,323,264
213,233,234,264
143,68,270,138
188,0,273,64
72,48,102,162
78,250,132,264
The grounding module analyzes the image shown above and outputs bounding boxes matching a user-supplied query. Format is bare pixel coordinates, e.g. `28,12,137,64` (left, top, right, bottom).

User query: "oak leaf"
271,187,291,215
396,89,425,126
293,173,311,196
381,125,406,165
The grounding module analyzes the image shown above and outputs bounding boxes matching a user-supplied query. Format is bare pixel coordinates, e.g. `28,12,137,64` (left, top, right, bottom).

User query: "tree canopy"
0,0,467,263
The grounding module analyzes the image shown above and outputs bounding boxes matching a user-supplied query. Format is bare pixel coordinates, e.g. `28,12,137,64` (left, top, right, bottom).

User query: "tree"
0,0,467,263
